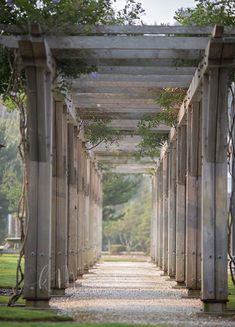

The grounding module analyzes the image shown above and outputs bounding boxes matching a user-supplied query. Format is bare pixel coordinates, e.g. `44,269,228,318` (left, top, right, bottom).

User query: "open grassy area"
0,323,171,327
0,254,21,288
101,255,148,262
227,275,235,310
0,306,72,322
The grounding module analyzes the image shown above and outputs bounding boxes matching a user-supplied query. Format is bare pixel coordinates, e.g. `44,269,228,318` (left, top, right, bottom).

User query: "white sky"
114,0,196,25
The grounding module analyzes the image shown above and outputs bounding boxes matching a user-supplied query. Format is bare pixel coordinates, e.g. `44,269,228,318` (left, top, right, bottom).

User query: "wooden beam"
51,102,68,295
47,36,209,50
201,69,228,312
73,80,190,88
1,24,235,35
97,66,196,75
53,49,202,60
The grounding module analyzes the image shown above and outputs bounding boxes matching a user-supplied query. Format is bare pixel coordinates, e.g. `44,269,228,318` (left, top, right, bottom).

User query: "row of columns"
21,39,103,307
151,67,229,312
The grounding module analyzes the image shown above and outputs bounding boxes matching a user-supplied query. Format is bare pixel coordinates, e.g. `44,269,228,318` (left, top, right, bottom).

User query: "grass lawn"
0,306,72,322
0,254,21,288
0,323,171,327
101,255,148,263
227,275,235,310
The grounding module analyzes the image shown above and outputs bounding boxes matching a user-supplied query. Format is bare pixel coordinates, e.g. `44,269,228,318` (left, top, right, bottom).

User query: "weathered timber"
201,69,228,312
168,142,176,278
22,38,53,306
51,102,68,295
185,103,201,294
175,126,187,285
162,153,169,274
67,124,78,283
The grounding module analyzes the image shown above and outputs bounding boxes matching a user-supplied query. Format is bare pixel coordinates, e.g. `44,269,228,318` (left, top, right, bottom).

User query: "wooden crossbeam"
72,80,190,88
1,24,235,35
53,49,202,60
97,66,196,75
47,36,209,50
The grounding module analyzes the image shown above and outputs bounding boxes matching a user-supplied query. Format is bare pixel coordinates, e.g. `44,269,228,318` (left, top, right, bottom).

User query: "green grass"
0,306,72,322
0,254,21,288
0,295,25,305
101,256,148,263
227,275,235,310
0,323,171,327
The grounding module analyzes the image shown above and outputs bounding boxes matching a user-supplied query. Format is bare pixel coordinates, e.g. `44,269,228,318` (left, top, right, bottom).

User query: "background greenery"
103,174,151,254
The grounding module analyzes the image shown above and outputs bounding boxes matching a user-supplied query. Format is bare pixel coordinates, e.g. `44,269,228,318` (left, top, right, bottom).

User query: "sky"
114,0,196,25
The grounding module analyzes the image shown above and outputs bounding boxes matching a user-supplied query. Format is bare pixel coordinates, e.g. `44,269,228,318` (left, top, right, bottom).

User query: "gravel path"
51,259,235,326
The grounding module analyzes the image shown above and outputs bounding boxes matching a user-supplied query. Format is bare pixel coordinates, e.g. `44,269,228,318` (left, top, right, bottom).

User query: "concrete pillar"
201,69,228,312
20,36,53,307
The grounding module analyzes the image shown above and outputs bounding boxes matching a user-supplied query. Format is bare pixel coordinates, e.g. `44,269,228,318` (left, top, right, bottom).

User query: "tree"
175,0,235,26
103,175,152,253
103,173,142,221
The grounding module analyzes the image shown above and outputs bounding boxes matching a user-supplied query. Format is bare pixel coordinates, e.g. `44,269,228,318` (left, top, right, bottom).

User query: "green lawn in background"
0,324,171,327
227,275,235,310
0,254,21,288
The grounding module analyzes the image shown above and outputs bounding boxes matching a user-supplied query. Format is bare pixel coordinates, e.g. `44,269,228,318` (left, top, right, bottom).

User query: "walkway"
51,258,235,326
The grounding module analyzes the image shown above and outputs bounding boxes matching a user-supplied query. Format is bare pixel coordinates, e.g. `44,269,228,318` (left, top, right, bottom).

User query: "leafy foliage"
83,117,122,150
103,173,142,221
175,0,235,26
136,88,186,159
103,176,151,253
0,117,22,213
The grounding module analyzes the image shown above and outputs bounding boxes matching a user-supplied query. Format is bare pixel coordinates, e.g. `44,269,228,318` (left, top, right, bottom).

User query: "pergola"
1,24,235,312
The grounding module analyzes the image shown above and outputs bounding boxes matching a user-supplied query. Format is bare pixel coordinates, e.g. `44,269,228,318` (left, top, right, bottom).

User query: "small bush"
110,244,126,255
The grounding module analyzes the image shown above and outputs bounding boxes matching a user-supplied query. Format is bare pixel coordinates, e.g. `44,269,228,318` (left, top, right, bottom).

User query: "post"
201,69,228,312
20,36,53,307
162,153,169,275
157,163,163,270
51,102,68,295
67,124,78,283
77,140,85,276
175,126,187,287
84,151,90,272
168,142,176,278
185,103,201,297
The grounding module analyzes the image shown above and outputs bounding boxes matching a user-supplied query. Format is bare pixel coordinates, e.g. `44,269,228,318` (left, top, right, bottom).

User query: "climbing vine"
0,0,145,306
136,88,186,160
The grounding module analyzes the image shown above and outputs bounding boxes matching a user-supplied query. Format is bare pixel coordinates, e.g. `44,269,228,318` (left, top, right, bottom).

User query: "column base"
160,272,168,276
50,289,65,296
188,289,201,298
172,282,186,289
166,276,175,281
203,301,227,313
26,299,50,308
